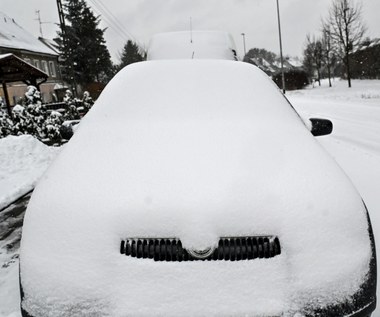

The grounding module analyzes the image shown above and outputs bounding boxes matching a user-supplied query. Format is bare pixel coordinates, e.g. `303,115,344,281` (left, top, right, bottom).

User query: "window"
49,61,56,78
41,60,49,76
34,60,40,70
24,58,31,65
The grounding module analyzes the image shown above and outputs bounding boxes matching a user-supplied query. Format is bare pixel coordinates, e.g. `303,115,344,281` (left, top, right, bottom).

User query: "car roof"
106,59,294,123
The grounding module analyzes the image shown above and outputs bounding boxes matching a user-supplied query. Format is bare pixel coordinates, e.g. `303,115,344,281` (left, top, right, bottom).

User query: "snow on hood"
21,60,371,316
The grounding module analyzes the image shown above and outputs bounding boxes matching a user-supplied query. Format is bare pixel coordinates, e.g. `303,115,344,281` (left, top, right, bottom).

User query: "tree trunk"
346,52,352,88
327,56,332,87
317,69,321,86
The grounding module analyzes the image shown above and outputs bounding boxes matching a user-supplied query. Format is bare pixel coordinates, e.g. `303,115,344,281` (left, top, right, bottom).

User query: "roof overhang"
0,53,48,83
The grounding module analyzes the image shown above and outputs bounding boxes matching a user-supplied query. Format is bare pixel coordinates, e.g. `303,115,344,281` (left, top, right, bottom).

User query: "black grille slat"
177,240,183,262
252,238,258,258
148,240,154,259
217,240,223,260
264,240,269,258
247,238,253,260
121,236,281,262
154,240,159,261
143,240,148,258
274,237,280,256
131,240,136,257
120,240,125,254
241,238,247,260
230,238,236,261
137,239,142,258
236,238,242,261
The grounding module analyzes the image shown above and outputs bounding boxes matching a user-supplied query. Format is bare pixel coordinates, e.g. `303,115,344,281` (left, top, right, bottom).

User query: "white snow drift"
0,135,60,210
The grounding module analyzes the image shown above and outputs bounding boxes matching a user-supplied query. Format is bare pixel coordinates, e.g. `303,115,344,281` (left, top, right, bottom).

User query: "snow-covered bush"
25,85,42,105
82,91,94,114
63,90,81,120
43,111,63,143
0,87,64,144
0,87,95,144
10,105,29,136
64,104,80,121
0,109,13,138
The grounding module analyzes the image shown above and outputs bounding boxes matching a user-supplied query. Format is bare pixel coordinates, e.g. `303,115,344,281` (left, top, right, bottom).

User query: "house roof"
38,37,60,55
0,53,48,83
356,38,380,52
0,11,58,56
248,56,302,76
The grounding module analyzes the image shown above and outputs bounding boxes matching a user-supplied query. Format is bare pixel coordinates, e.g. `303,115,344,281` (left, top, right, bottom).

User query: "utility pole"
190,17,193,44
56,0,66,35
56,0,76,96
276,0,286,94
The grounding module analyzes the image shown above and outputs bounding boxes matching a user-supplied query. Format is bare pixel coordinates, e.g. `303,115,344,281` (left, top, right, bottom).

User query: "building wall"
0,47,63,105
0,83,60,105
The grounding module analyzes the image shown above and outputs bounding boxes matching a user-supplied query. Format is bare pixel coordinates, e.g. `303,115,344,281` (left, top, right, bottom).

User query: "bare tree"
327,0,366,87
321,23,337,87
303,35,324,86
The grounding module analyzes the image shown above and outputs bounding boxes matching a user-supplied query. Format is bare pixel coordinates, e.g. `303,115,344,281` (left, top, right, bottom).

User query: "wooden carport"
0,53,48,118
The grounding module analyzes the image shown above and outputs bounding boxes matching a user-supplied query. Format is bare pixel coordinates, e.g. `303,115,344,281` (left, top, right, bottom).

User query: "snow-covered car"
20,59,376,317
147,30,238,60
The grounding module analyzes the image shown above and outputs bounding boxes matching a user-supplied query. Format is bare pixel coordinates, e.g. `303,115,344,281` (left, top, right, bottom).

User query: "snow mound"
0,135,60,210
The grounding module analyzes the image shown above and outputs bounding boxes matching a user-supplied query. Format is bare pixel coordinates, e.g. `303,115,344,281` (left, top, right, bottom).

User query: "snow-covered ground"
0,135,60,211
0,136,60,317
0,79,379,316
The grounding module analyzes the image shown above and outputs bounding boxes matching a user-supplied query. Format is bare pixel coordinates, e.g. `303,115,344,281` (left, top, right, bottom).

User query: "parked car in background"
147,30,238,60
20,33,376,317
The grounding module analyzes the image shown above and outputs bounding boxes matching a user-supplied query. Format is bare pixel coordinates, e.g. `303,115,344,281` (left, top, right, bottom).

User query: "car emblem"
187,247,214,259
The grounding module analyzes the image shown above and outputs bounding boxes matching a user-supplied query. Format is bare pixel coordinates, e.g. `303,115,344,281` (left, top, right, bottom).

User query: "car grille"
120,236,281,261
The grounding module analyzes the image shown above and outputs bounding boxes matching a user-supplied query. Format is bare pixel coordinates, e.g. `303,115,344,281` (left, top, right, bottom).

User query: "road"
0,192,32,268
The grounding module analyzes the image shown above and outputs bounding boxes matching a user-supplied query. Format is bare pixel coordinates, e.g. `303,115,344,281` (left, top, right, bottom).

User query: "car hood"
21,60,371,316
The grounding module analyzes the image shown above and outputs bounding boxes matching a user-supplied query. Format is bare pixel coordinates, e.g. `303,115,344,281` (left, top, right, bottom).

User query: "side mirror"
309,118,333,136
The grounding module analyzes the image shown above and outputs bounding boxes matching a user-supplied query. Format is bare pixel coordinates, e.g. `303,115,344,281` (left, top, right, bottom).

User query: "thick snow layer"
20,62,372,316
1,78,379,317
147,31,237,60
0,12,57,56
0,135,60,210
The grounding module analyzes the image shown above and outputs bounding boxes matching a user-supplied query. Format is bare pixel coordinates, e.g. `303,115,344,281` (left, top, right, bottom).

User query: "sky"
0,0,379,63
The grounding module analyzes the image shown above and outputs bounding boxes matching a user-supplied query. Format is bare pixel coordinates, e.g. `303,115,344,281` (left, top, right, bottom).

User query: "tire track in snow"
330,135,380,158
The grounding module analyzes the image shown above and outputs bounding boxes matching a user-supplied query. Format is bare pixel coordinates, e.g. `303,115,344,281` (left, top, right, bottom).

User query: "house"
350,38,380,79
245,55,303,77
0,11,62,105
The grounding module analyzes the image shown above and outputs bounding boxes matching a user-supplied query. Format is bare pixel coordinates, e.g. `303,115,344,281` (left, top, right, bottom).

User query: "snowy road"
0,79,379,316
0,193,31,317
